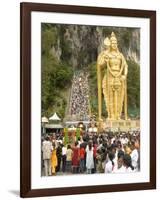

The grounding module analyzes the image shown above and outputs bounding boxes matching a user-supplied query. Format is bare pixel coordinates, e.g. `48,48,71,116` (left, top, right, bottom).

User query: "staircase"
66,71,91,121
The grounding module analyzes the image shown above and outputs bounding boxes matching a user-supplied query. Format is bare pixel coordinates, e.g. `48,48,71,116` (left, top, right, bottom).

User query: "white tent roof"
49,112,61,121
41,116,49,123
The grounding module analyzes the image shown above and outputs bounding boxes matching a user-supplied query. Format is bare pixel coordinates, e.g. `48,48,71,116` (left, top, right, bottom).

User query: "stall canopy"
45,124,63,129
41,116,49,123
49,112,61,121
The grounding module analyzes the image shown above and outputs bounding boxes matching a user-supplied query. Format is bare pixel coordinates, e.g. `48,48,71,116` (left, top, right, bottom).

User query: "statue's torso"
108,53,122,76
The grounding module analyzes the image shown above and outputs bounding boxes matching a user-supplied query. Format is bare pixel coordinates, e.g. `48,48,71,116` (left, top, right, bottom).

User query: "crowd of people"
69,71,90,120
41,131,140,176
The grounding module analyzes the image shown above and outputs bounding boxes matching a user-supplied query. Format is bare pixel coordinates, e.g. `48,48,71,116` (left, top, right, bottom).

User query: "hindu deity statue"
97,32,128,120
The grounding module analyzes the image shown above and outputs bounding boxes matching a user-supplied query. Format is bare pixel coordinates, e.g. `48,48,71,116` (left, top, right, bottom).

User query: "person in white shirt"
62,144,67,172
130,141,139,171
124,136,129,145
42,136,53,176
121,135,127,146
105,152,115,173
86,143,94,174
113,157,126,173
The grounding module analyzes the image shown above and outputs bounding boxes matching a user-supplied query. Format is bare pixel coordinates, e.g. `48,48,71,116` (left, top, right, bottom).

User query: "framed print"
20,2,156,198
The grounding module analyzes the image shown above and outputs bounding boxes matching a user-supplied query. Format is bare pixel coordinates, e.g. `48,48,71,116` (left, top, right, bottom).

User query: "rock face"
50,24,140,68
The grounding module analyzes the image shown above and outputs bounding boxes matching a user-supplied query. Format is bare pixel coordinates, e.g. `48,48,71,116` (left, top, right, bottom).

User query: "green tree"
41,24,73,118
127,60,140,117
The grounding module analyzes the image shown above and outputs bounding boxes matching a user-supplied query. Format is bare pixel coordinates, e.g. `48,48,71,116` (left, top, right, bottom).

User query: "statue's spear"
124,78,128,120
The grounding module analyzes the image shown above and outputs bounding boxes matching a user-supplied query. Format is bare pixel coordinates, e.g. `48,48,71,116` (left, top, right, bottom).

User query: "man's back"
42,140,52,159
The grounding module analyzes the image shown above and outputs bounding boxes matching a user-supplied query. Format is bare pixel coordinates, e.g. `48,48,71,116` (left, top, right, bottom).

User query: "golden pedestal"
98,119,140,132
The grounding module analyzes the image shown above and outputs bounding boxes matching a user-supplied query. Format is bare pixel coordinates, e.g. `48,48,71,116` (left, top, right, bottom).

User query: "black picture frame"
20,2,156,198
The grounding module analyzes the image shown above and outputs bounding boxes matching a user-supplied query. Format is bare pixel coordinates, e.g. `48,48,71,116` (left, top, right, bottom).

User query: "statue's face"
111,40,118,51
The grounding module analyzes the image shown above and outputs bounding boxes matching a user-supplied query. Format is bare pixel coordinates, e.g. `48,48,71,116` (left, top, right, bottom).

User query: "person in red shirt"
72,142,80,173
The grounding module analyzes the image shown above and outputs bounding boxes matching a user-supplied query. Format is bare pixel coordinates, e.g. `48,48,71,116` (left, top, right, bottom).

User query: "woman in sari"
51,143,57,175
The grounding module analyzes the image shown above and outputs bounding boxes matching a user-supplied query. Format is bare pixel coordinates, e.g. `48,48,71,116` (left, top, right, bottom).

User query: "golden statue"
97,32,128,121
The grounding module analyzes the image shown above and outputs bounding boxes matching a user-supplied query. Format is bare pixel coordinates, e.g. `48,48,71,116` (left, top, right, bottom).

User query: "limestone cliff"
49,24,140,68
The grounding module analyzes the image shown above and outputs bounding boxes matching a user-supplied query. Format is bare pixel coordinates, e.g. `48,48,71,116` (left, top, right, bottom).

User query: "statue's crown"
110,32,117,42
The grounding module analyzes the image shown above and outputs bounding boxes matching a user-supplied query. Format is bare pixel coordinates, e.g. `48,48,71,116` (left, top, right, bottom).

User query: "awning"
41,116,49,123
45,124,63,129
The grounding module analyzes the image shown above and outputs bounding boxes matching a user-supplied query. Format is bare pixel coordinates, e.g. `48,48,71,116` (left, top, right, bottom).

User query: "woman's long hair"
123,154,134,170
88,142,92,151
108,152,115,168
